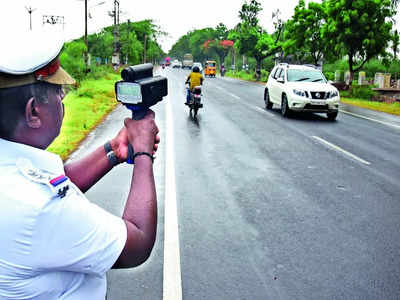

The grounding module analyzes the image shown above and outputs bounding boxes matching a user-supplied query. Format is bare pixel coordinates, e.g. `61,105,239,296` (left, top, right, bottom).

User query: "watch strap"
104,141,113,154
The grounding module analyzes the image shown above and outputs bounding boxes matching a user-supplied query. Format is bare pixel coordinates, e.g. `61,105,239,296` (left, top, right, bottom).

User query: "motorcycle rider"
220,63,225,77
185,66,203,104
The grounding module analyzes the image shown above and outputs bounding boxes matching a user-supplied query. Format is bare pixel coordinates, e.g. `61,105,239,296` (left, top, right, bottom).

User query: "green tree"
189,28,215,61
392,30,399,60
209,23,233,64
283,0,327,66
229,0,282,80
88,30,114,63
60,40,87,81
322,0,395,84
169,28,216,62
169,34,191,60
238,0,262,27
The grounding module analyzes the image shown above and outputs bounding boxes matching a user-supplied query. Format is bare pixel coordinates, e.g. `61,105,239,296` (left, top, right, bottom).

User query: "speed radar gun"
115,63,168,163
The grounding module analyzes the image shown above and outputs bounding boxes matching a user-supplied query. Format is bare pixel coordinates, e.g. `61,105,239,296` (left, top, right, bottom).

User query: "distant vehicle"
264,63,340,120
192,62,203,72
182,53,193,69
204,60,216,77
164,57,171,66
171,60,182,68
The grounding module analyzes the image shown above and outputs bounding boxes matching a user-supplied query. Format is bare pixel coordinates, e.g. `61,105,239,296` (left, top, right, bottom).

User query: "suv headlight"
293,89,307,97
328,90,339,98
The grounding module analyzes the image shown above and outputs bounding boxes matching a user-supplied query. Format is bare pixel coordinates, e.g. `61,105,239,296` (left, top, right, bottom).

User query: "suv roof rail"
302,64,319,69
279,63,289,67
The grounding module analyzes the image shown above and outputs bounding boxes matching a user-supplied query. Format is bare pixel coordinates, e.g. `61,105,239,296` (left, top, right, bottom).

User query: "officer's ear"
25,97,42,129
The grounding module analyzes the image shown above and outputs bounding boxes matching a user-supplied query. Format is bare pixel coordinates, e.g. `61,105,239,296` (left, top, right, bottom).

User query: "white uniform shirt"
0,139,127,300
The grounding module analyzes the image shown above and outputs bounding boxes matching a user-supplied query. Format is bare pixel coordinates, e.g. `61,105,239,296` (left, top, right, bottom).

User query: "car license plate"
311,100,324,105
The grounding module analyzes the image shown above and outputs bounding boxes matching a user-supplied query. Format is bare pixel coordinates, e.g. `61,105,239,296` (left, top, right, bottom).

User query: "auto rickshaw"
204,60,217,77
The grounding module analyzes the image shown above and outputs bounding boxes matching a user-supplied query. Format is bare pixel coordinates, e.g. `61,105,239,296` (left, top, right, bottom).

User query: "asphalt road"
68,67,400,300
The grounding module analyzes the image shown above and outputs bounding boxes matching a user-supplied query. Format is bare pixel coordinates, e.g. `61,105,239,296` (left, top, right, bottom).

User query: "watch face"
116,82,142,104
107,151,119,166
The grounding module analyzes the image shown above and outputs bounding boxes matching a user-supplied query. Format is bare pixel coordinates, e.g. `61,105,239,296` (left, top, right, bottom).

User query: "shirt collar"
0,138,64,175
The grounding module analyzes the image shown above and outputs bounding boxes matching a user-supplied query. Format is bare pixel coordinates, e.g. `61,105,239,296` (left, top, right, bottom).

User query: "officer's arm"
113,154,157,268
63,145,114,193
64,127,159,193
113,113,158,268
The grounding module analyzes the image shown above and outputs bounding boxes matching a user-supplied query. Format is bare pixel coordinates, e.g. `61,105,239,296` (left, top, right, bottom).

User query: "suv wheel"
264,89,273,110
281,94,291,117
327,111,338,121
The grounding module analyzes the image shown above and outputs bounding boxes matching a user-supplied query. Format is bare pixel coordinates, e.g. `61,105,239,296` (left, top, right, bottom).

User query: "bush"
86,64,115,80
260,70,269,82
349,85,378,100
226,70,254,81
324,71,335,81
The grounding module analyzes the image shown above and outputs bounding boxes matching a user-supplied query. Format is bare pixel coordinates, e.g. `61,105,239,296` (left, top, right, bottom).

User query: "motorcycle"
185,85,203,117
220,67,225,77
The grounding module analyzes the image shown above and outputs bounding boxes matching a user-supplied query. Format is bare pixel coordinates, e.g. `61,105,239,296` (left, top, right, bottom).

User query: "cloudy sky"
1,0,399,53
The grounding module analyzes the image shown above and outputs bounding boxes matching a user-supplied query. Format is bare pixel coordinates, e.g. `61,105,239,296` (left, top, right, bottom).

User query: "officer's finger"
124,118,133,128
145,109,155,119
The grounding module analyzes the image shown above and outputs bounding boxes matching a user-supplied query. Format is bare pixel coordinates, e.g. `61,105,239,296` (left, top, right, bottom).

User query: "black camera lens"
121,63,154,82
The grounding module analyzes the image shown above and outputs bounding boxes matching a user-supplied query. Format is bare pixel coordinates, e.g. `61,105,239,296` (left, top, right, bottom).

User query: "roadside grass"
225,70,269,83
340,97,400,117
47,73,120,160
226,70,257,81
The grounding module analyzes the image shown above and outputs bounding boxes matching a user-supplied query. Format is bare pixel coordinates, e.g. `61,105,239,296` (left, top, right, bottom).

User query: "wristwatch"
106,151,119,167
104,141,119,167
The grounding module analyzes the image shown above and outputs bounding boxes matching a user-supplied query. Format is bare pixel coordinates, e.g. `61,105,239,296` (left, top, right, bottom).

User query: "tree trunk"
348,53,354,87
256,58,262,81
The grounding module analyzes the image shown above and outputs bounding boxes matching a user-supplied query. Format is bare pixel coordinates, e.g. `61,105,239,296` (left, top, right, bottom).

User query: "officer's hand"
124,110,159,155
110,112,159,162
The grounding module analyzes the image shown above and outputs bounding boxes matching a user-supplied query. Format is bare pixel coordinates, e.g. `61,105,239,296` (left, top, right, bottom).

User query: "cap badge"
34,59,60,80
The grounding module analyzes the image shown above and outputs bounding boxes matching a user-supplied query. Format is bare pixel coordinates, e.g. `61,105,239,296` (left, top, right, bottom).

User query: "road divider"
210,84,274,117
311,136,371,165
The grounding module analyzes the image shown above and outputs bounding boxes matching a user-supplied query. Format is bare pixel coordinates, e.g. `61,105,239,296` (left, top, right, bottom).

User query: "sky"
1,0,399,53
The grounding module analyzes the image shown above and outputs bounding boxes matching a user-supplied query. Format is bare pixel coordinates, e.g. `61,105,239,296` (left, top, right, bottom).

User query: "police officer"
0,31,159,299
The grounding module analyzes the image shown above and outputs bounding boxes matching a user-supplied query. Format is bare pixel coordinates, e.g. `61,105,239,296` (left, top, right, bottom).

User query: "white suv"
192,62,203,73
264,64,340,120
171,60,182,68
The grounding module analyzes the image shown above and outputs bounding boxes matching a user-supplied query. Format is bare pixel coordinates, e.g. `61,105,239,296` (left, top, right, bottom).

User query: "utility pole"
84,0,88,68
111,0,120,68
25,6,36,30
126,19,130,65
143,34,147,63
77,0,105,68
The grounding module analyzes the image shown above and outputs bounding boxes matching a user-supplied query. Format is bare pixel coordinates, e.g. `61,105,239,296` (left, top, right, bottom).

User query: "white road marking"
339,109,400,130
211,85,274,117
227,92,240,100
244,104,275,117
312,136,371,165
163,94,182,300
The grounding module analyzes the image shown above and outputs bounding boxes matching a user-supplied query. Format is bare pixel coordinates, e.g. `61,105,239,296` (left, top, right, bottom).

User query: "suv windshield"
287,69,326,83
